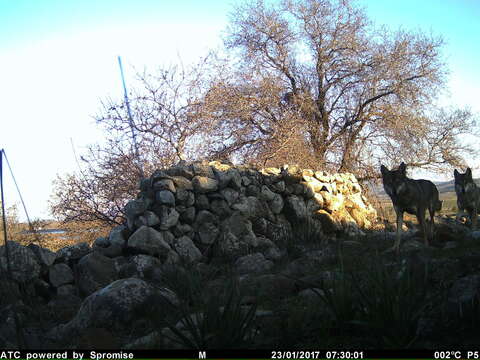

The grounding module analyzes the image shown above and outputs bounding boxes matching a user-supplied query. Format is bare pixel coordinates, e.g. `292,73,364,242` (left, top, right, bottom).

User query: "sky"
0,0,479,220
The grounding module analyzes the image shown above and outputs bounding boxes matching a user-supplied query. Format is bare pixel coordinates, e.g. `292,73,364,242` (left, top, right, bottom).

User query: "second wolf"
381,162,442,252
454,167,480,229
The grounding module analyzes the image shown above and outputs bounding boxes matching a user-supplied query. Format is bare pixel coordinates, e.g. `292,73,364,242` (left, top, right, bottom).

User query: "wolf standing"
380,162,442,253
454,168,480,229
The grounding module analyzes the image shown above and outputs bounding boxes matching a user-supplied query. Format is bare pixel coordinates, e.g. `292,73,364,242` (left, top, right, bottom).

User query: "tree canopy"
50,0,478,223
202,0,475,177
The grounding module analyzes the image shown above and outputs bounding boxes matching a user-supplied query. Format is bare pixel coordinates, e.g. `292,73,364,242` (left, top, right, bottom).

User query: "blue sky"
364,0,480,107
0,0,479,220
0,1,231,47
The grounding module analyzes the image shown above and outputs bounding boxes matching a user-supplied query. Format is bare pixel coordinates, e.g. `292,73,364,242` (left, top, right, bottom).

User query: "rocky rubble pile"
1,221,480,349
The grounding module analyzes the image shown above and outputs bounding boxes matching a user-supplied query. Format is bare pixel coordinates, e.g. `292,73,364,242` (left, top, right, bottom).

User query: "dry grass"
1,220,112,252
370,192,458,226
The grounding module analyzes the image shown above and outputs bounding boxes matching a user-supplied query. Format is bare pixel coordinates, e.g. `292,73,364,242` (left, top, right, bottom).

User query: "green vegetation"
352,258,434,348
133,221,480,349
151,266,257,349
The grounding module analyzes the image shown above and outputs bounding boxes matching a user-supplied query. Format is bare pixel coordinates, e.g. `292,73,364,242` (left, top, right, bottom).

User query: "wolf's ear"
466,167,472,178
380,164,387,175
454,169,460,178
399,162,407,174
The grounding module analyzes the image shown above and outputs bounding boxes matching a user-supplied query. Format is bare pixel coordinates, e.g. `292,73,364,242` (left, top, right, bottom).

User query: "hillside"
373,178,480,197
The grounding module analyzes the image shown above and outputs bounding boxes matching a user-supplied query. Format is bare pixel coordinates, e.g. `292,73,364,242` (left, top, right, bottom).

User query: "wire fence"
1,148,29,347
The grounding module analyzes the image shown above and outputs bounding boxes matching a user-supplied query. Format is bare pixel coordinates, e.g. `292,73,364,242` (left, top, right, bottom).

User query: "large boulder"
281,165,302,184
110,225,128,246
28,243,56,267
214,168,242,190
49,263,74,287
0,275,21,307
92,226,127,258
195,210,220,245
130,255,162,279
156,206,180,230
256,236,282,261
210,199,232,219
156,190,176,206
447,274,480,320
128,226,172,258
176,189,195,207
173,236,202,263
179,206,196,224
57,242,91,263
93,242,123,258
213,167,235,189
217,231,250,259
192,162,215,178
195,194,210,210
192,176,218,193
136,211,161,228
197,223,220,245
153,178,176,193
260,185,276,202
232,196,271,220
171,176,193,191
124,199,147,229
165,162,194,179
47,294,82,325
235,253,274,275
222,212,256,243
220,188,239,207
314,210,340,234
0,241,41,283
269,193,284,214
284,195,307,221
47,278,175,341
75,252,118,297
57,284,77,297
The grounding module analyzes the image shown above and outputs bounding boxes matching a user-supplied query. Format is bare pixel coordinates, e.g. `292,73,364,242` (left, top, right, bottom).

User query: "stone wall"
101,160,377,264
6,161,480,349
0,161,379,347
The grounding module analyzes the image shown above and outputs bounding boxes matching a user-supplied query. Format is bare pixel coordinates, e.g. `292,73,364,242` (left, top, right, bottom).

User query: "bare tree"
201,0,477,177
376,107,477,174
50,144,144,225
50,56,219,224
97,55,222,163
50,0,478,224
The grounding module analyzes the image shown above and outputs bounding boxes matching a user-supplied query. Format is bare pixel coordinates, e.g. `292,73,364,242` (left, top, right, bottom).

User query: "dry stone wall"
99,160,377,264
5,160,480,348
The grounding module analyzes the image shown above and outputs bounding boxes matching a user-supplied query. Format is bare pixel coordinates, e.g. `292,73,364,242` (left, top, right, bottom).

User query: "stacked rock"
0,160,377,347
93,161,377,264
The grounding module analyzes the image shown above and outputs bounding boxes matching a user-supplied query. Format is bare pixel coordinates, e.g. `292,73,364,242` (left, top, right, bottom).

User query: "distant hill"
372,178,480,197
435,178,480,193
435,180,457,193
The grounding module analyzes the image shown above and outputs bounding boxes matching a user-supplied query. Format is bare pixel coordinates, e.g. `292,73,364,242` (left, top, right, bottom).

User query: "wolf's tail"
435,200,443,212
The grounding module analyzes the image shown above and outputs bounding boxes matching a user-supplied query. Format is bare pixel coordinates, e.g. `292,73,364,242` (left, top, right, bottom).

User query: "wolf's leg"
472,208,478,230
393,208,404,253
418,208,428,246
456,200,462,222
456,205,466,223
467,209,474,229
429,206,435,241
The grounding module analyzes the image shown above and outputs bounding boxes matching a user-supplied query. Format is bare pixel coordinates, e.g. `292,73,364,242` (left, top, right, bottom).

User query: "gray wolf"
380,162,442,253
454,168,480,229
